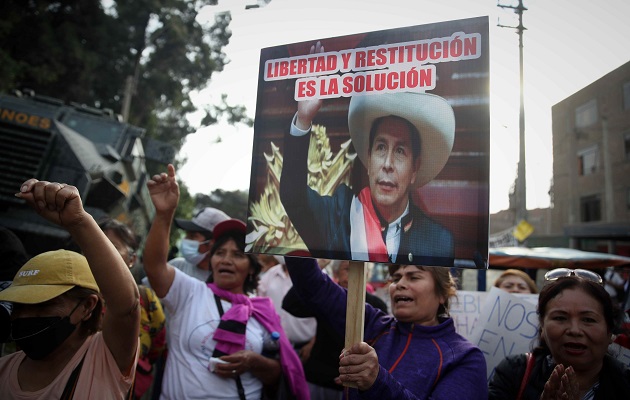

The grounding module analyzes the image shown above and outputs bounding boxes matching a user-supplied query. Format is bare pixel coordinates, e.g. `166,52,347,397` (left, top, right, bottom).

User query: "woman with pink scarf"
143,164,308,400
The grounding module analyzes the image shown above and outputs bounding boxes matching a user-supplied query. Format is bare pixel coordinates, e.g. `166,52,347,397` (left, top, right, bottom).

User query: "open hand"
147,164,179,214
295,41,325,130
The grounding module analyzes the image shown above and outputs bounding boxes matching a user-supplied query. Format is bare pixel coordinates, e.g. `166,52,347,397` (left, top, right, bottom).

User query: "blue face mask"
180,239,209,266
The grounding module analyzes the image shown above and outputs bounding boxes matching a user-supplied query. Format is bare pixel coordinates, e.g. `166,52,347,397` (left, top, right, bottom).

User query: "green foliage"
202,94,254,127
0,0,255,224
194,189,249,222
0,0,251,153
0,1,128,101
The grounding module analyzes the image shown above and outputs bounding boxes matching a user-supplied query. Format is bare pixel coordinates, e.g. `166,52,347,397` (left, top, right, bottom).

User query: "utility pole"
498,0,528,224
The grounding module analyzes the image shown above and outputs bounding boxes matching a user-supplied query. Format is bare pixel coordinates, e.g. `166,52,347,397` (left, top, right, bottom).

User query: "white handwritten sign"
610,343,630,367
450,290,487,339
458,288,630,381
469,287,539,381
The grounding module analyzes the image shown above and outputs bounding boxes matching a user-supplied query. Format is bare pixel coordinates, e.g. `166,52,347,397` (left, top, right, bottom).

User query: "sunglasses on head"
544,268,603,285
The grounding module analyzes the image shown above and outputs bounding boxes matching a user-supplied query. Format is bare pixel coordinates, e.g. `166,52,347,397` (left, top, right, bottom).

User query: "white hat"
174,207,229,235
348,92,455,188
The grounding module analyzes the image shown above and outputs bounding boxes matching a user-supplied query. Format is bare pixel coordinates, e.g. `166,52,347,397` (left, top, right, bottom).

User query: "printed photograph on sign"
246,16,490,268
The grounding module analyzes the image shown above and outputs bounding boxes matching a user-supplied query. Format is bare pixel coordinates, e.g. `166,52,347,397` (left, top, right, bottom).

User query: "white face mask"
180,239,209,266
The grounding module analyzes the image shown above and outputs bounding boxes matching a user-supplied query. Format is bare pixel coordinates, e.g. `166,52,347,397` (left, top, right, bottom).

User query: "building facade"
550,60,630,256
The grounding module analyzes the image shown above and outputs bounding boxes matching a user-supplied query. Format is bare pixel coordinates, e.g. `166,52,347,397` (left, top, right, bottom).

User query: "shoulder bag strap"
516,352,535,400
60,353,87,400
61,335,137,400
61,343,136,400
214,294,225,316
214,294,247,400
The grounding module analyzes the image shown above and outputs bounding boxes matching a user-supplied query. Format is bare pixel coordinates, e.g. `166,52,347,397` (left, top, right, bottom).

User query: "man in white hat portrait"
280,42,455,265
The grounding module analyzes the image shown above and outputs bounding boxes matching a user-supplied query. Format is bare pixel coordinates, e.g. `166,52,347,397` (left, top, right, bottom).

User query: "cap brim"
213,219,246,241
0,284,74,304
174,218,208,233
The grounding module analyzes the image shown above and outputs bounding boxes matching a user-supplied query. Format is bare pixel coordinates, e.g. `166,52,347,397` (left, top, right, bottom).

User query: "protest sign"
450,290,487,339
459,288,630,382
611,343,630,368
246,16,490,269
469,287,539,382
451,290,537,339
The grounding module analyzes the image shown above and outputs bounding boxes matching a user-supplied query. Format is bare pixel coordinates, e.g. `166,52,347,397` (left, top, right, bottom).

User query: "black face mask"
11,301,82,360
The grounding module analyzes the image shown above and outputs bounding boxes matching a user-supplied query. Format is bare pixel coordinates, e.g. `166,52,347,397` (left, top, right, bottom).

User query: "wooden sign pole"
343,260,367,388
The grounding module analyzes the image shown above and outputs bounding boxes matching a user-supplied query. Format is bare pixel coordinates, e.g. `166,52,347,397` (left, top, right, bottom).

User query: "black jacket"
488,352,630,400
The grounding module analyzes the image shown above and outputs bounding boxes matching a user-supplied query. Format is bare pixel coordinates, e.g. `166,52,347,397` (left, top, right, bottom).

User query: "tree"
0,0,253,224
194,189,249,221
0,1,128,101
0,0,250,153
115,0,233,149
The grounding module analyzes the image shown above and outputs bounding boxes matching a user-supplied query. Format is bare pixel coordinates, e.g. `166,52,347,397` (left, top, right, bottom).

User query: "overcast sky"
177,0,630,214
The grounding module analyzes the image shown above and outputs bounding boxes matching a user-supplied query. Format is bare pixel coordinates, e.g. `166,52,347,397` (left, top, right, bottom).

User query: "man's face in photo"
367,116,419,219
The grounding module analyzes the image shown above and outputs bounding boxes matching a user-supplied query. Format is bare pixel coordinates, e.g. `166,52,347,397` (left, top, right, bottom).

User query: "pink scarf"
358,187,390,262
207,283,309,399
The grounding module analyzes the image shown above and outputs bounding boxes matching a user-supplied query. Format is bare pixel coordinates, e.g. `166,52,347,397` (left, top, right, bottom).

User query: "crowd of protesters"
1,167,629,399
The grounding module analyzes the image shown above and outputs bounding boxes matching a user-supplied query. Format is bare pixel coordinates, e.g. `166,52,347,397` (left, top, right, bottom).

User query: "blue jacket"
280,131,454,265
286,257,488,400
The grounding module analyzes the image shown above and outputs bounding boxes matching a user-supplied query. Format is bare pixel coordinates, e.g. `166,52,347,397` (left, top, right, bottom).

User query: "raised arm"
143,164,179,298
17,179,140,373
295,41,325,130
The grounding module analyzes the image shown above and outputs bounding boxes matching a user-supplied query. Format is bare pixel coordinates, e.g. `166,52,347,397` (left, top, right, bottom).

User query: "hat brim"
174,218,208,233
0,283,74,304
348,92,455,188
212,219,246,241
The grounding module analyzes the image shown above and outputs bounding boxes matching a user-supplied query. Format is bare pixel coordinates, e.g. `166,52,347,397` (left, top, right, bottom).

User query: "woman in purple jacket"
286,257,487,399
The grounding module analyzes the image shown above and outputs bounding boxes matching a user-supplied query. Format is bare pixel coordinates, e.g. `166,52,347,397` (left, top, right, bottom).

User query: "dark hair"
535,277,619,353
208,231,261,295
369,116,421,161
387,264,457,317
97,218,139,252
62,286,104,336
202,231,214,241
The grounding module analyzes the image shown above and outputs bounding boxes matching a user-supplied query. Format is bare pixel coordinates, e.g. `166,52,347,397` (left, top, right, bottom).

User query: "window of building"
625,132,630,160
624,81,630,110
577,145,599,175
580,194,601,222
627,188,630,210
575,99,598,128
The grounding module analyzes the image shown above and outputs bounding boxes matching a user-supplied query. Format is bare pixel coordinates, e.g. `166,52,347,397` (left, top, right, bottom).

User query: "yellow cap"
0,250,99,304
